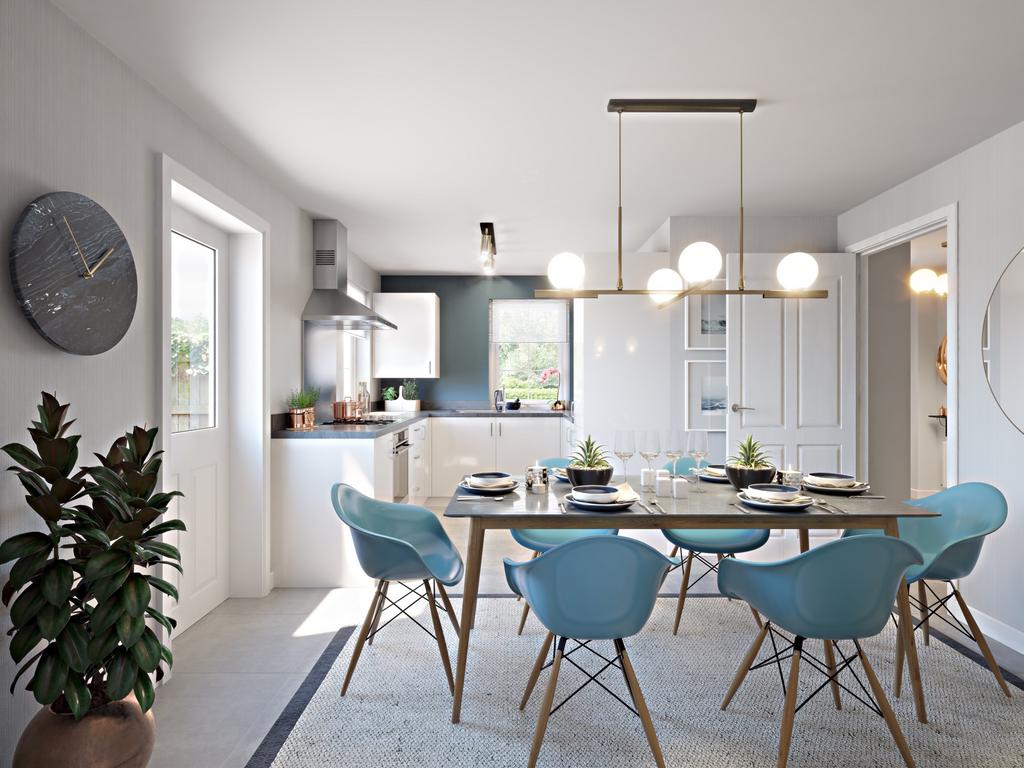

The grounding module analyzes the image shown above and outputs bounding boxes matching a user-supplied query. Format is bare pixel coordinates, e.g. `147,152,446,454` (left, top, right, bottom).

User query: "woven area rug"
247,596,1024,767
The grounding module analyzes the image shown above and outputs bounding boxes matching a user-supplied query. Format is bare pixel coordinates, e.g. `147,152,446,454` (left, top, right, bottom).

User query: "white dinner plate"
564,493,636,512
737,492,814,512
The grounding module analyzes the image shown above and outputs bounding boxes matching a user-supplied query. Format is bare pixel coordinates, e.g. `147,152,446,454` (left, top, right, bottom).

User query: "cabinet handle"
499,422,502,437
490,423,493,437
428,361,432,375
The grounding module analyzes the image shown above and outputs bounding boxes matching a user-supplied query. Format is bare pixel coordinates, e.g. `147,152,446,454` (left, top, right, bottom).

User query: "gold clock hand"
88,247,114,276
63,215,93,277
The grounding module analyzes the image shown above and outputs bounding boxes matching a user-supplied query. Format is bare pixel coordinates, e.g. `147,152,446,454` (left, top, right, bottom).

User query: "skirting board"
950,600,1024,656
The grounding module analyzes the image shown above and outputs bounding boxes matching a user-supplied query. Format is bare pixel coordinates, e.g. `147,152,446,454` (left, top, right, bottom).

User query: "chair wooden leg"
435,580,460,635
617,640,666,768
856,640,916,768
722,621,770,710
367,580,389,646
953,588,1012,697
528,640,564,768
672,551,694,635
776,637,803,768
668,545,679,559
424,580,455,694
918,581,930,646
750,604,764,628
517,601,532,635
823,640,842,710
520,632,554,710
341,581,384,696
893,617,905,698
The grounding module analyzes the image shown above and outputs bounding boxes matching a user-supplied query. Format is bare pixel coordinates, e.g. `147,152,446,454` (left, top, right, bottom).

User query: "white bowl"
467,472,514,488
570,485,620,504
745,483,801,502
804,473,858,488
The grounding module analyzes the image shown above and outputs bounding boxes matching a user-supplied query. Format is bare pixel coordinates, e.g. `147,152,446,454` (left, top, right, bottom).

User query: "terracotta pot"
725,465,777,490
566,466,614,487
14,693,155,768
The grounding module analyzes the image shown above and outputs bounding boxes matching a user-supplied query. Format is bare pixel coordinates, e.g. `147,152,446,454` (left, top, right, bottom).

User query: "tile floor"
149,499,1024,768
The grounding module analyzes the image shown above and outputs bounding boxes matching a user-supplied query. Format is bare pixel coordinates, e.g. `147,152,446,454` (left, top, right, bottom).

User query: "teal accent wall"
379,275,571,404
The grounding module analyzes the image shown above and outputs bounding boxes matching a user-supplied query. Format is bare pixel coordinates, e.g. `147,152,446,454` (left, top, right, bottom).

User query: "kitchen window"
489,299,569,403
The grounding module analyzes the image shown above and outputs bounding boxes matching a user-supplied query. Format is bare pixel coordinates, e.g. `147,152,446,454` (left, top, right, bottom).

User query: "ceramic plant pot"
13,693,155,768
566,466,615,487
725,465,777,491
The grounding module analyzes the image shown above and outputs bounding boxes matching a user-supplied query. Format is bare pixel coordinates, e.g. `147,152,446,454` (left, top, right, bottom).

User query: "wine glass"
613,429,635,482
639,430,661,471
665,429,684,475
687,431,709,493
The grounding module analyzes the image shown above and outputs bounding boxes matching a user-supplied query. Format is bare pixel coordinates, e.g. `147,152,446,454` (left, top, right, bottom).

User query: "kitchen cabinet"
495,417,560,472
560,417,577,458
408,419,432,504
371,292,440,379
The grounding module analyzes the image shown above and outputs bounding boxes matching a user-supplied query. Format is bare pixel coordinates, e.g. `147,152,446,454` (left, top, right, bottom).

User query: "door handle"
731,403,756,412
428,361,432,375
490,422,493,437
498,422,502,437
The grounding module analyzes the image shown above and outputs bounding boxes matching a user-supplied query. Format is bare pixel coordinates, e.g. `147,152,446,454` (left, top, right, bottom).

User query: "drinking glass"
613,429,635,482
638,430,662,471
687,431,709,493
665,429,684,475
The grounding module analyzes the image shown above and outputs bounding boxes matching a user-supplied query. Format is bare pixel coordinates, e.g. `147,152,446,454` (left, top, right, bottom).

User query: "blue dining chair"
331,483,464,696
718,536,923,768
505,536,675,768
844,482,1011,697
512,456,618,635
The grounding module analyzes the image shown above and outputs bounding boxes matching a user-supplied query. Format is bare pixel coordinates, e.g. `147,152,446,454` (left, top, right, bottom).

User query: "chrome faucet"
493,389,504,412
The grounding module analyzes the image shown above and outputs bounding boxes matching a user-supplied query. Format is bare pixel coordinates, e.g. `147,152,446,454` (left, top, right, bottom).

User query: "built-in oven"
392,428,410,502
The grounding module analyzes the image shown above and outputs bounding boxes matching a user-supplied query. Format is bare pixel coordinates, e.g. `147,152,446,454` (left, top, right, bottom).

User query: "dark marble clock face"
9,192,137,355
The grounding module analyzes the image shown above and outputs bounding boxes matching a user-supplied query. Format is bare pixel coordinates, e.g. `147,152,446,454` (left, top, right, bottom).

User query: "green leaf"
148,559,183,574
89,596,126,634
116,612,146,647
10,623,43,663
0,532,52,564
87,627,119,665
9,549,50,590
26,494,62,522
105,649,138,701
36,603,71,639
63,674,92,720
148,491,184,508
120,574,151,617
141,541,180,561
92,566,131,603
10,584,47,628
159,644,173,669
142,519,187,538
145,606,176,634
50,477,84,504
2,442,44,470
129,628,162,673
56,622,90,673
9,648,46,695
133,671,155,711
83,549,132,581
41,560,74,606
16,471,49,498
146,576,179,602
30,646,67,706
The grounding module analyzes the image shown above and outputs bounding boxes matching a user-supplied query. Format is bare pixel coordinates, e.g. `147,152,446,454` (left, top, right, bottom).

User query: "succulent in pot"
725,435,777,490
567,435,614,487
3,393,186,768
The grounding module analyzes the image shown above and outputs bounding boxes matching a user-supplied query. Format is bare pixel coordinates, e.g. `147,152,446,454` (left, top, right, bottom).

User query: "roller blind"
489,300,568,343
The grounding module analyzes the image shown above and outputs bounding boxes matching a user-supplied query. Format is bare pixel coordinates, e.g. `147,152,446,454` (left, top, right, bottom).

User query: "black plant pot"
725,465,777,491
566,466,614,487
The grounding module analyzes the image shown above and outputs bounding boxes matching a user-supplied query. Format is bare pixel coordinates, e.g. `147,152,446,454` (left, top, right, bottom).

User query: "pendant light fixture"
479,222,496,275
536,99,828,302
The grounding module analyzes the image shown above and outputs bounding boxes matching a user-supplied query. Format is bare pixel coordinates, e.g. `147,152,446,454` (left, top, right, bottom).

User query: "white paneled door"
167,209,231,634
726,253,856,549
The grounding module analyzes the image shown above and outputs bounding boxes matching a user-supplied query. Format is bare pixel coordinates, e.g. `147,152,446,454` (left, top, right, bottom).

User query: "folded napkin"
614,482,640,503
703,466,727,477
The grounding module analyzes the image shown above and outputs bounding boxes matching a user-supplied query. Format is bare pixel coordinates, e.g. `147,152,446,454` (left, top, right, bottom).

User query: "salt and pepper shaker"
640,467,656,491
656,474,672,497
672,476,688,498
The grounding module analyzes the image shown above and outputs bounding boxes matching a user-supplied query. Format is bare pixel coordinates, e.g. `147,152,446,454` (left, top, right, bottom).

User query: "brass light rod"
607,98,757,114
535,288,829,300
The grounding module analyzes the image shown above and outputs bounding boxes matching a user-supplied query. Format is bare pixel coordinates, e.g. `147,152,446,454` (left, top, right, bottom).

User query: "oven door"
392,432,410,502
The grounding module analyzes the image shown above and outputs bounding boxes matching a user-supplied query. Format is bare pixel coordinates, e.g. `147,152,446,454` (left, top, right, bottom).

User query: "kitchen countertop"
271,408,572,439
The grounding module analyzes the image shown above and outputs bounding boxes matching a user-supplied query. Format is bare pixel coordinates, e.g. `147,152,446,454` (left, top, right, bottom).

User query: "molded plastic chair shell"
331,483,464,586
718,536,922,640
663,527,770,555
511,457,617,553
504,536,674,640
662,457,697,475
843,482,1006,583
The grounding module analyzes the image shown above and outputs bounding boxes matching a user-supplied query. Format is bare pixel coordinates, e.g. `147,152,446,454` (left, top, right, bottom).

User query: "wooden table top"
442,476,939,529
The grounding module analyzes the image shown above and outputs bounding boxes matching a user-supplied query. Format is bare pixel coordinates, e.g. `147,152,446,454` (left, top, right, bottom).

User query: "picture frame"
685,279,727,350
685,360,727,430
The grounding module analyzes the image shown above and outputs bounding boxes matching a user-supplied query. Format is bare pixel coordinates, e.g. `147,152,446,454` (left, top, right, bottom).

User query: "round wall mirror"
984,245,1024,435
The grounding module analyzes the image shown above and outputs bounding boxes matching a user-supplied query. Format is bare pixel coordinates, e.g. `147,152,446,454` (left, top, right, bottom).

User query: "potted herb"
4,393,184,768
725,435,777,490
382,385,400,412
287,387,319,429
566,435,614,487
399,379,421,412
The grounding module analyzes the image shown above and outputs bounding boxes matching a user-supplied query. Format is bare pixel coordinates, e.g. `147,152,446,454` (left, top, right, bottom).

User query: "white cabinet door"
409,420,431,503
495,418,561,473
560,417,576,458
371,292,440,379
431,417,495,496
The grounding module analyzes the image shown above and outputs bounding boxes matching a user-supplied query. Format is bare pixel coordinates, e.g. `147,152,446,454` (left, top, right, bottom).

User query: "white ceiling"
53,0,1024,274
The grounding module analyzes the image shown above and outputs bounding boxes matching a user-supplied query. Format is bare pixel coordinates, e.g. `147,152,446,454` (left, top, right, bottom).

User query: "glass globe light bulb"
677,241,723,284
546,251,585,290
909,268,938,293
776,252,820,290
934,272,949,296
646,267,683,304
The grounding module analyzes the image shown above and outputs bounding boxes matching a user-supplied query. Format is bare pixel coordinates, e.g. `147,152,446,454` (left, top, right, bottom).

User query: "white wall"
0,0,313,754
838,117,1024,646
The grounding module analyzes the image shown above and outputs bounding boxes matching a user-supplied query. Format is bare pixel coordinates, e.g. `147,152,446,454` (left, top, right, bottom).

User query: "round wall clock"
9,191,137,355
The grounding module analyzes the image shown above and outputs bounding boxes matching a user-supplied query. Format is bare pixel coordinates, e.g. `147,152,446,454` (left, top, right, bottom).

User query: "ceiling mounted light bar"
536,97,828,303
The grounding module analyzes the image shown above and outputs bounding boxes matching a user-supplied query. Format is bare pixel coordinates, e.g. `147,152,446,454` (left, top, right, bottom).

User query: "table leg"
452,518,485,724
885,519,928,724
798,529,810,553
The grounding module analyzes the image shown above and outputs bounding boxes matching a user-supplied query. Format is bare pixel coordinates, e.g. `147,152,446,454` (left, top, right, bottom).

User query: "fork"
812,498,846,514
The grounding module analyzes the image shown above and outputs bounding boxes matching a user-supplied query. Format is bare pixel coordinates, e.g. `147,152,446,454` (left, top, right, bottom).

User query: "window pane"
490,300,567,342
170,232,215,433
497,342,562,401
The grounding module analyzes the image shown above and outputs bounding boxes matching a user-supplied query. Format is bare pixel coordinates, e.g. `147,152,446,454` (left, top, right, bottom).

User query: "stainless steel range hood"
301,219,397,331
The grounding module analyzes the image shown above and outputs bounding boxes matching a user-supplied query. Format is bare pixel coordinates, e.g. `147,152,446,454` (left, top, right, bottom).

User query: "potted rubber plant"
725,435,778,490
286,387,319,429
3,393,184,768
566,435,614,487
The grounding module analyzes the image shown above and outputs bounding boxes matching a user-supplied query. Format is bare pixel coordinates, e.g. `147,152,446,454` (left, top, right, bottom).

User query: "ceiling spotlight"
776,252,819,290
909,268,938,293
547,251,586,290
479,222,496,275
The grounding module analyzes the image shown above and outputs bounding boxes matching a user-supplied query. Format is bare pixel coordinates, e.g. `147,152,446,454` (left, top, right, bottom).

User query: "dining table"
443,474,939,726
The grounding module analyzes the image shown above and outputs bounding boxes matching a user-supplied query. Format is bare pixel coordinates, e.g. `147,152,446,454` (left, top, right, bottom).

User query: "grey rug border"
244,593,1024,768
